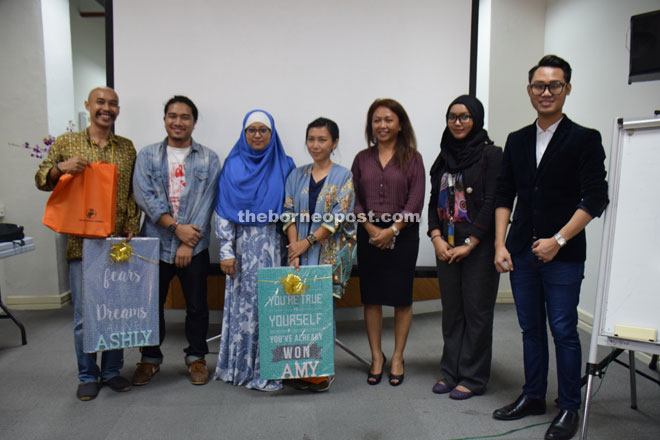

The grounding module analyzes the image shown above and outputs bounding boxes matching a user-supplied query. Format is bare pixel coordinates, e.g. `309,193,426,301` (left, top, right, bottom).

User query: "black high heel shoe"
367,353,386,385
389,360,405,386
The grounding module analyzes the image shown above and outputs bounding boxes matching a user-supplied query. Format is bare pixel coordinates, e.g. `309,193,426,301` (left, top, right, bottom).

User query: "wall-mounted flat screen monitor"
629,9,660,83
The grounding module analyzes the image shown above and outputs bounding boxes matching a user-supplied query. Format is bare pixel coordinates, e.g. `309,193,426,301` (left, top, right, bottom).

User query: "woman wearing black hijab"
427,95,502,400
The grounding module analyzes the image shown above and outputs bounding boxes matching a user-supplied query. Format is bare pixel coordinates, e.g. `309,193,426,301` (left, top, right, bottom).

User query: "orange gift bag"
43,162,118,238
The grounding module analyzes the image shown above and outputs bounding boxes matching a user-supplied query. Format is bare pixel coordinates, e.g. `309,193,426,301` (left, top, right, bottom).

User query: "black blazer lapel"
522,123,537,175
536,116,572,177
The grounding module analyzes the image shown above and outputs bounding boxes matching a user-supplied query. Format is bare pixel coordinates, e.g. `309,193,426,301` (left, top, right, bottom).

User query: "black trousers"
141,249,210,362
435,239,500,394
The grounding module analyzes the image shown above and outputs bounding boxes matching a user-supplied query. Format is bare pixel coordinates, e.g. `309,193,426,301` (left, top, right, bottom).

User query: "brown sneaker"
132,362,160,386
188,359,209,385
309,376,335,393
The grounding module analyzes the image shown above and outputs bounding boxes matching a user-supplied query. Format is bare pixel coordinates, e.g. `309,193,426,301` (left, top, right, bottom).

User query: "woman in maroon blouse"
351,98,425,386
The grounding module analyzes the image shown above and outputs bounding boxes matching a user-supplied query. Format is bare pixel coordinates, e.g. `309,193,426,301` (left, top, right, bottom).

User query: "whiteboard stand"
334,338,370,367
581,117,660,439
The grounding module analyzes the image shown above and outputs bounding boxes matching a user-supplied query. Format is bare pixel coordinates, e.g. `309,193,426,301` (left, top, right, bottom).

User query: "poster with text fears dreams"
82,237,159,353
258,265,334,380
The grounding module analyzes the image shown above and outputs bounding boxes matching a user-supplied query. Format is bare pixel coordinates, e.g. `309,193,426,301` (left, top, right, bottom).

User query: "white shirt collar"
536,117,563,135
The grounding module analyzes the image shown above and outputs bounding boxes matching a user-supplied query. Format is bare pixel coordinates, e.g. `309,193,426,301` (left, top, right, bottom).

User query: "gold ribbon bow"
279,273,309,295
109,242,158,264
110,242,133,262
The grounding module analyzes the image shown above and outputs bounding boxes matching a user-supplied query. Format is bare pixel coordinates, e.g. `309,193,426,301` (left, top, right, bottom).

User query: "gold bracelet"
306,234,318,246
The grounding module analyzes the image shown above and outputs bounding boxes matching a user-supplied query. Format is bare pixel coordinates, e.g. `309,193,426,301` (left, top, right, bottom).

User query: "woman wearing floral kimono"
281,117,357,392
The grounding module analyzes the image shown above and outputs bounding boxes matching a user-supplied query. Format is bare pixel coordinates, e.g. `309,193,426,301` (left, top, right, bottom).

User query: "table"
0,237,35,345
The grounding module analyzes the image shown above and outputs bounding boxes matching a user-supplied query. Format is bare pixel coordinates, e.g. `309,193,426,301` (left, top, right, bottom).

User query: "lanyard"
447,173,456,246
447,173,456,221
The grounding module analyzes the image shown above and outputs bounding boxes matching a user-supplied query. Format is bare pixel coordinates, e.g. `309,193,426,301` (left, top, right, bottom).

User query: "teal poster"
258,265,334,380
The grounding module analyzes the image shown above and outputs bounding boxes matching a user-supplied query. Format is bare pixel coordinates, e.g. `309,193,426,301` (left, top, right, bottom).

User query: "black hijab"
430,95,492,175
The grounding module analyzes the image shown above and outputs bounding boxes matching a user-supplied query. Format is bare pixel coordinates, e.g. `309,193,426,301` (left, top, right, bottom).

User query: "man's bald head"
87,87,118,102
85,87,120,130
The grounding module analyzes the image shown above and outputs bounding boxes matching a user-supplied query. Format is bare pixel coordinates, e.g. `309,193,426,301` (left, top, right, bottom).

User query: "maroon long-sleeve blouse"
351,147,425,221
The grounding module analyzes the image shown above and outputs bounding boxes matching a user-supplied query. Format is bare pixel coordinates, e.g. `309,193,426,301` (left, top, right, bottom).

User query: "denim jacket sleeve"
133,144,170,224
185,149,221,229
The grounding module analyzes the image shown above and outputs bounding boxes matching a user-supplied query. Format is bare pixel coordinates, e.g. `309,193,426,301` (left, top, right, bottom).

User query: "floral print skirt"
213,223,283,391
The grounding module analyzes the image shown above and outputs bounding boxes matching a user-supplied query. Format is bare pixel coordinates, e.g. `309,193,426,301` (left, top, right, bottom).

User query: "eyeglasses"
245,127,270,135
447,113,472,123
529,82,567,96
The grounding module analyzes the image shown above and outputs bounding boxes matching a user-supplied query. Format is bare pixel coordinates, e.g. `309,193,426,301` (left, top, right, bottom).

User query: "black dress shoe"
545,410,579,440
492,393,546,420
76,382,100,401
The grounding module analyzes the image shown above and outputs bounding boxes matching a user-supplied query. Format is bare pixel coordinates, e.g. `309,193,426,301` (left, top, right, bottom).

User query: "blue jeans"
509,248,584,411
70,259,124,383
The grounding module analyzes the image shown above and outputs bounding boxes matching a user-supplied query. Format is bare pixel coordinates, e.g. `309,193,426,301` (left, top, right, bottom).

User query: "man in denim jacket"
132,96,220,385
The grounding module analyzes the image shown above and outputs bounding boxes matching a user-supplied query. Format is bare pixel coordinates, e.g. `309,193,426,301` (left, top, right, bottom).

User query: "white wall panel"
113,0,474,266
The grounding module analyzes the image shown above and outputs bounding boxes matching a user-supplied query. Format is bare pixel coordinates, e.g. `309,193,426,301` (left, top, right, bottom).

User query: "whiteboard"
596,117,660,353
112,0,473,266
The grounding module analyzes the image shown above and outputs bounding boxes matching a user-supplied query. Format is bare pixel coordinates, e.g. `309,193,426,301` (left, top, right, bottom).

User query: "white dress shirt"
536,117,563,166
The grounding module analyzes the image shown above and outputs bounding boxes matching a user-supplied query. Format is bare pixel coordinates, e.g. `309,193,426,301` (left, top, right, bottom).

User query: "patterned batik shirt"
35,128,141,260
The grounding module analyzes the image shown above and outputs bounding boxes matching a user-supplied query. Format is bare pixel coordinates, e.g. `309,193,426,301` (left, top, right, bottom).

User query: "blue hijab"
215,110,295,225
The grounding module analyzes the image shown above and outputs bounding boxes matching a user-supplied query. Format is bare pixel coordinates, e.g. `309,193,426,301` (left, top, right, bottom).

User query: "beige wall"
486,0,547,148
70,0,105,123
0,0,73,308
478,0,548,299
480,0,660,320
4,0,660,311
544,0,660,317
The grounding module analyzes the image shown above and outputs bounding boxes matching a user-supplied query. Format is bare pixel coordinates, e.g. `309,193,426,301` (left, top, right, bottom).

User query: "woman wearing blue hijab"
213,110,295,391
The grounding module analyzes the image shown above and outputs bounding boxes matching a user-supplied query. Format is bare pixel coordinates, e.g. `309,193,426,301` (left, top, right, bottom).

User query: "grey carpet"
1,304,659,440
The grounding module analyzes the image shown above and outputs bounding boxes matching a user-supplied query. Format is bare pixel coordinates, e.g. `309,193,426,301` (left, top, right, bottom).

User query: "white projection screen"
113,0,474,266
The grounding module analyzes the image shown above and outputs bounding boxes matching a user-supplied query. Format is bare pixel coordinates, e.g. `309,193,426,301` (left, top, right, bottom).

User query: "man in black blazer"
492,55,609,440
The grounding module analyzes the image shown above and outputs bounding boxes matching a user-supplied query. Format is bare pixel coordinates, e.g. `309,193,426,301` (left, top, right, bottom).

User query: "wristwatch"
553,233,567,247
167,222,178,233
464,237,474,249
391,225,400,236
